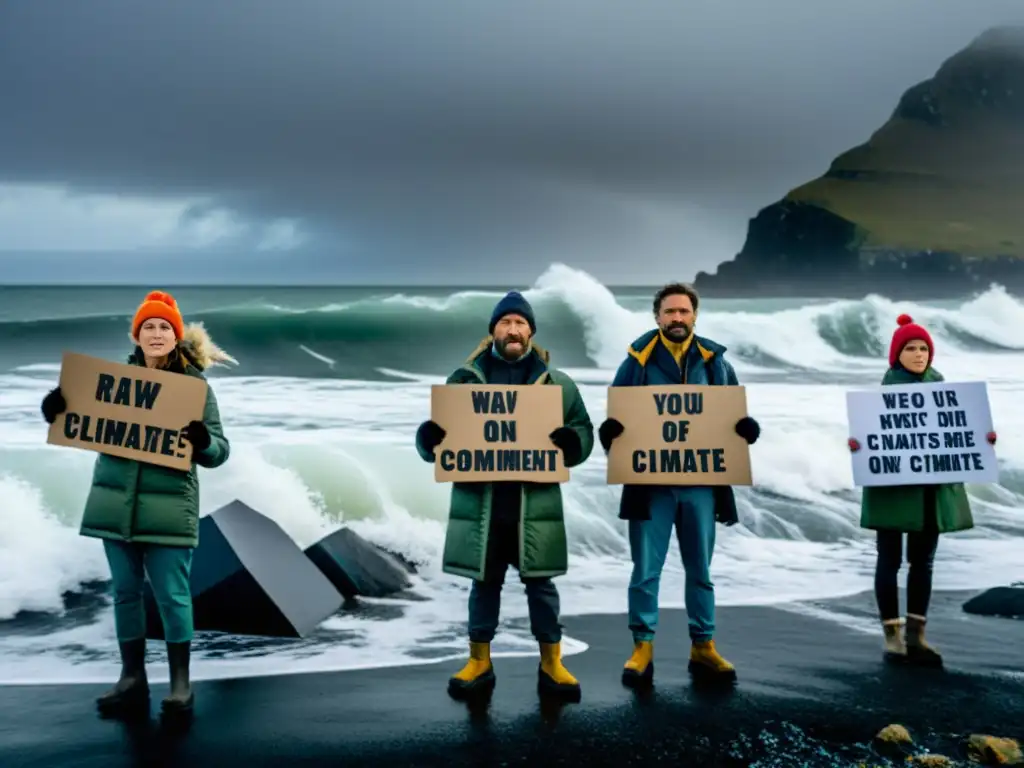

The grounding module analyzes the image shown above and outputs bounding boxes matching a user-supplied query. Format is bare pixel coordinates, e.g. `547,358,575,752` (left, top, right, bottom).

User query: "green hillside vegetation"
784,28,1024,258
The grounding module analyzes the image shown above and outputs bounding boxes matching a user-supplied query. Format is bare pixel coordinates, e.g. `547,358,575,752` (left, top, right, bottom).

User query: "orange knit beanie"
132,290,184,340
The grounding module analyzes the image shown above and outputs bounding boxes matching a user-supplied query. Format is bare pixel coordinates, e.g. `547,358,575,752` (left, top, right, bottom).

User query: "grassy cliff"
695,27,1024,296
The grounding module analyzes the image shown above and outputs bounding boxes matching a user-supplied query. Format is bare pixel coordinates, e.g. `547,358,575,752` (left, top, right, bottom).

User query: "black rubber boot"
161,641,194,716
96,638,149,717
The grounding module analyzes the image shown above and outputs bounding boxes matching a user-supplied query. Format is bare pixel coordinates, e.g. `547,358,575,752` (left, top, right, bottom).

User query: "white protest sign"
846,380,997,487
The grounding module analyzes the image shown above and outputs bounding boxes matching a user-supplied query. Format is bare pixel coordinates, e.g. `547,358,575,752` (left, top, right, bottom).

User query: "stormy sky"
2,1,1023,285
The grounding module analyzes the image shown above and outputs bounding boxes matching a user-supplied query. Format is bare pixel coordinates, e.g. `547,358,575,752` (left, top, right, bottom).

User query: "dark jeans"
467,499,562,644
874,488,940,621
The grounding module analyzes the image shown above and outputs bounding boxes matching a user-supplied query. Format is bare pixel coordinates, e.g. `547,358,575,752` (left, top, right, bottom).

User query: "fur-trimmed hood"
464,335,550,365
178,322,237,371
130,322,237,372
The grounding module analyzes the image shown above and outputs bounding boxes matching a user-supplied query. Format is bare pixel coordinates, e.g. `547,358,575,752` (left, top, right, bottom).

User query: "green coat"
859,366,973,534
79,349,231,548
416,339,594,580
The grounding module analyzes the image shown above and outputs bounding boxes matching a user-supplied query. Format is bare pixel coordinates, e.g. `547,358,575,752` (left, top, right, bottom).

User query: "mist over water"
2,264,1022,684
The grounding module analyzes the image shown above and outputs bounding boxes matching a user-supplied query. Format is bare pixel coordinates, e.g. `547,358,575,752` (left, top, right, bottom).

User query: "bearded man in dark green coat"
415,291,594,701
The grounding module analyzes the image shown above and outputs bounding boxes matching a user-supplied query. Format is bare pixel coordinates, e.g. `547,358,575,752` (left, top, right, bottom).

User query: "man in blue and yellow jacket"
599,283,760,686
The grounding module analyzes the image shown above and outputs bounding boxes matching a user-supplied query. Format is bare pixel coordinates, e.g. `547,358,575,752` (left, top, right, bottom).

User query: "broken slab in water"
144,499,344,639
304,527,413,599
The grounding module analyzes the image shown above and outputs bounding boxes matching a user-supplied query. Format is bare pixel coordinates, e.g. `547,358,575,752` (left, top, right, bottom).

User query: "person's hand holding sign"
598,418,624,453
734,416,760,445
181,420,211,452
987,431,997,445
549,425,583,466
416,420,447,462
40,387,67,425
848,438,861,452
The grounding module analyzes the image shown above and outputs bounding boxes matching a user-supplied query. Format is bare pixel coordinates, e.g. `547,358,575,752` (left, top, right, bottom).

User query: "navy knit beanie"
488,291,536,335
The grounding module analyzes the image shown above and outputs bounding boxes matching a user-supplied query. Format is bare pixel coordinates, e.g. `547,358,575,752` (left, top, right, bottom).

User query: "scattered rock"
719,720,880,766
911,755,954,767
963,586,1024,619
966,734,1023,765
873,724,915,759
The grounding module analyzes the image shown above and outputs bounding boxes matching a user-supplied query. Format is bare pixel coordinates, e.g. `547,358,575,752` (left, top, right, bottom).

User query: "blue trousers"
627,486,717,643
103,540,195,643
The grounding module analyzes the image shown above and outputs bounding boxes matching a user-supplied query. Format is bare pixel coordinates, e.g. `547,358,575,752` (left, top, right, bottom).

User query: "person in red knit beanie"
887,313,934,370
38,290,234,720
849,314,996,667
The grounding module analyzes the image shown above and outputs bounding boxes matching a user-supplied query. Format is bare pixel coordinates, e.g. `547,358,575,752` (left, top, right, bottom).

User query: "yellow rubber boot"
905,614,943,668
688,639,737,683
447,641,496,699
537,642,581,701
621,640,654,688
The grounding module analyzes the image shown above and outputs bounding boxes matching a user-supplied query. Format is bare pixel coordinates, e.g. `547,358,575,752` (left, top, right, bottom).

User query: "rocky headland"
695,26,1024,298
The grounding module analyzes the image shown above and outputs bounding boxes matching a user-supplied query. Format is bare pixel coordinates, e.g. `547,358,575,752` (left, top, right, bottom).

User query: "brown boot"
161,641,194,716
882,618,907,663
538,641,581,701
96,638,150,717
905,614,942,667
688,639,736,683
622,640,654,688
447,641,496,698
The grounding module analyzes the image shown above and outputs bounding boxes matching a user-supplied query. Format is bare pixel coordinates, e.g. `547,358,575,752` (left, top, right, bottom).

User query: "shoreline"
1,580,1017,686
1,589,1021,767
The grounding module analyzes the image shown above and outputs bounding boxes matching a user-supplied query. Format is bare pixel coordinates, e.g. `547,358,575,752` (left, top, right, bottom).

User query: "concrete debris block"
304,527,413,599
144,499,344,639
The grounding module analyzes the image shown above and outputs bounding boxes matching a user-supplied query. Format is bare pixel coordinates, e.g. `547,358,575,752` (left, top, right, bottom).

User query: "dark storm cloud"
2,0,1023,283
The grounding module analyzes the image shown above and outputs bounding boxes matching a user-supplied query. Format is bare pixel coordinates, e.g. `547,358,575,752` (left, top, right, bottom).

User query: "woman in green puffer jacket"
40,290,232,718
850,314,996,668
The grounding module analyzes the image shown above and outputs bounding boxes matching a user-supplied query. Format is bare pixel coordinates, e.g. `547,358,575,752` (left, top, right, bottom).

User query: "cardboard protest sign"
47,351,209,471
846,380,997,487
606,385,752,486
430,384,568,483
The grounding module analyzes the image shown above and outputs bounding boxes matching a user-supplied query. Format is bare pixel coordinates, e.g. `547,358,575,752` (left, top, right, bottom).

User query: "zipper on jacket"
518,485,526,576
457,355,547,578
127,454,141,541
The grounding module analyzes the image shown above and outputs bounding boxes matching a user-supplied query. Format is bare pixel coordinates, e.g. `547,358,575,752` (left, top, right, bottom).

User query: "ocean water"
2,263,1023,685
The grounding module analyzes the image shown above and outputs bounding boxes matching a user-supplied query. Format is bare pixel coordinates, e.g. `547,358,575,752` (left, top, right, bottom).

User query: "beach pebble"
965,734,1023,765
872,724,914,758
909,755,953,767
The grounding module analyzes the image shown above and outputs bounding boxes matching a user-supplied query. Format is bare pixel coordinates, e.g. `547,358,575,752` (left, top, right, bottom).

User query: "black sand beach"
1,589,1021,768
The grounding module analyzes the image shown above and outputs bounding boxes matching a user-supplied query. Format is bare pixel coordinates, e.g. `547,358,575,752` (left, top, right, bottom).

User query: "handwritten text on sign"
430,384,568,482
46,352,208,471
846,380,997,487
605,385,752,486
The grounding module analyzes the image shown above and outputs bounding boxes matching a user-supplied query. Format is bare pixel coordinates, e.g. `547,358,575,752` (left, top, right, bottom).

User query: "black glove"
598,418,624,452
416,420,446,462
41,387,67,425
549,426,582,466
182,420,211,452
735,416,760,445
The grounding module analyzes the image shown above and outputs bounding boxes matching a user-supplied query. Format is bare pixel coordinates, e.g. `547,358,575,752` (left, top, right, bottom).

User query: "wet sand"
0,589,1021,767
